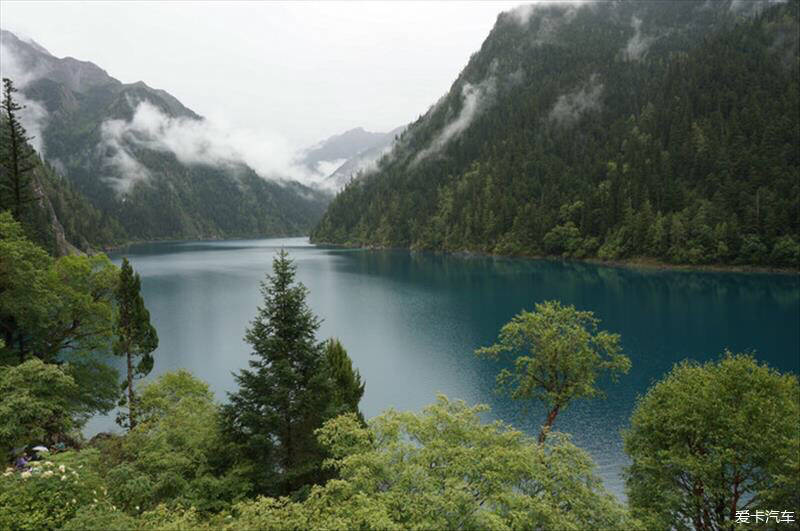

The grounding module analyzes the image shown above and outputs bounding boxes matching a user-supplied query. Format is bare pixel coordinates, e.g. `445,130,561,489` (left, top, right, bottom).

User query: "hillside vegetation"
312,0,800,269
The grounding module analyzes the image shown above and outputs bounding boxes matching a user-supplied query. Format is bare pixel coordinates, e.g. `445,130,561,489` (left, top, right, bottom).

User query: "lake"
86,238,800,498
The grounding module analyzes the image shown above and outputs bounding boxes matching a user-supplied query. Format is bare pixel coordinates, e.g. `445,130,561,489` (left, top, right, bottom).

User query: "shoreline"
94,236,798,275
311,240,800,276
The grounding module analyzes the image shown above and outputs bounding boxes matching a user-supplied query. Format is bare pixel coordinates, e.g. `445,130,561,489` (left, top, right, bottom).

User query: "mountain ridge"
1,28,329,244
311,0,800,268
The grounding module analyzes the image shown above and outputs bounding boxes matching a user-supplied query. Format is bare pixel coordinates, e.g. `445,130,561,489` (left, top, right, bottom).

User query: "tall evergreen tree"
221,250,343,496
324,338,365,421
0,77,39,220
114,257,158,430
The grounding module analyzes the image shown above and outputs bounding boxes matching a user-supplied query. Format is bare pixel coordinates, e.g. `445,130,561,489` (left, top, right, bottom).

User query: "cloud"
415,76,496,163
509,1,589,45
548,74,603,126
0,40,49,154
99,100,324,193
730,0,788,14
99,116,152,194
624,16,654,62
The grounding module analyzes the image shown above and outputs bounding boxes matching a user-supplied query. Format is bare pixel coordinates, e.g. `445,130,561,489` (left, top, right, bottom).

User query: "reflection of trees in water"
346,251,799,315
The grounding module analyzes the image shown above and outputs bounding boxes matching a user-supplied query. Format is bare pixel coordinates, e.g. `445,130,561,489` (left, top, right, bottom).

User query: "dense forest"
312,0,800,268
2,29,330,246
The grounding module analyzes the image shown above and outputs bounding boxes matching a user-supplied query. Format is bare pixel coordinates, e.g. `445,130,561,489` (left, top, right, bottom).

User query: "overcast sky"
1,1,527,149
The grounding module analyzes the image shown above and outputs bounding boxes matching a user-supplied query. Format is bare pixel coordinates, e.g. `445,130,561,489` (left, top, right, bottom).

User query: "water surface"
87,238,800,498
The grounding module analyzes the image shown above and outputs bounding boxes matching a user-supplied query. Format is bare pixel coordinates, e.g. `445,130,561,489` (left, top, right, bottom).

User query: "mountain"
324,126,406,191
0,29,330,243
311,0,800,268
298,126,403,191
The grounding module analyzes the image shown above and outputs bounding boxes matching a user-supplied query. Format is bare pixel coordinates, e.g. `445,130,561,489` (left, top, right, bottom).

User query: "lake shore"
311,240,800,275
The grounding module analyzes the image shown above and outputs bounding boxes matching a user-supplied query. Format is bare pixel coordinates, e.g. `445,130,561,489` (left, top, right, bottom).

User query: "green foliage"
312,1,800,269
0,78,38,221
0,210,118,364
114,257,158,430
220,250,342,496
230,396,637,530
477,300,630,442
324,338,365,420
97,371,247,515
0,212,121,428
0,359,78,454
624,352,800,530
0,451,109,530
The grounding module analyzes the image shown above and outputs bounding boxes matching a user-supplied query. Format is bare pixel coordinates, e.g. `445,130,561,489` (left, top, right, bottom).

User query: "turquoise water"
86,238,800,498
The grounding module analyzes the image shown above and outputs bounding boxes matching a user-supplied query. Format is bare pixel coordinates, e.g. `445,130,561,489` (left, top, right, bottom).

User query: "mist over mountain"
312,0,799,268
298,126,405,191
0,29,330,242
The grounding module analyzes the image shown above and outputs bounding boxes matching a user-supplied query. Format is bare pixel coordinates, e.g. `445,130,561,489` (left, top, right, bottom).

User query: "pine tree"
324,338,365,421
114,257,158,430
0,78,39,220
221,249,340,496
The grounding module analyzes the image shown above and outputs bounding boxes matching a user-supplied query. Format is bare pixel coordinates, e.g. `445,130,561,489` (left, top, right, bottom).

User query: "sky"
0,1,527,150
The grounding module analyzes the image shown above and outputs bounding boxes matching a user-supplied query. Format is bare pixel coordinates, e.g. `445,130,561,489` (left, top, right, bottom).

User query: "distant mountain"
298,126,404,191
324,126,406,191
0,29,329,242
312,0,800,268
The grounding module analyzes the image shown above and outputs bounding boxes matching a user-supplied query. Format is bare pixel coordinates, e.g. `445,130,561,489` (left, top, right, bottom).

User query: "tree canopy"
624,352,800,530
477,300,630,442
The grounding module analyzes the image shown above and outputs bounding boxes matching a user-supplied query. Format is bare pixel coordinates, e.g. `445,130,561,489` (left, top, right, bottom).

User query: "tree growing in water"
476,300,630,442
221,250,363,496
0,77,39,220
114,257,158,430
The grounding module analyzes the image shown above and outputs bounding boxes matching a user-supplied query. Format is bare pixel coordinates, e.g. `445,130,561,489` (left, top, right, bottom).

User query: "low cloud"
0,40,49,155
730,0,788,14
99,100,322,193
624,16,654,61
548,74,603,126
510,1,587,26
415,76,496,163
510,1,589,46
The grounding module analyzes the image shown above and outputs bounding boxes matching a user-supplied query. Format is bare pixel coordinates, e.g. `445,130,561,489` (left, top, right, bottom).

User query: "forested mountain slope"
312,0,800,268
1,29,329,242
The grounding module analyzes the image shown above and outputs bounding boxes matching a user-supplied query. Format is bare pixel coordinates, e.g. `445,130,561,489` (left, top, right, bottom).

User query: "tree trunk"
538,404,561,443
126,350,136,429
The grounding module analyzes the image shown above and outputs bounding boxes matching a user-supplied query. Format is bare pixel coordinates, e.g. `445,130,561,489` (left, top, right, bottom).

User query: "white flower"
58,464,66,473
61,475,67,481
44,461,54,467
42,470,54,478
2,471,12,477
93,498,98,503
135,506,140,511
20,471,31,479
72,498,77,504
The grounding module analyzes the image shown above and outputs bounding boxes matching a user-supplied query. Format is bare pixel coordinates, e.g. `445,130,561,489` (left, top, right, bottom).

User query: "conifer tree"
0,78,39,220
221,250,345,496
324,337,365,421
114,257,158,430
